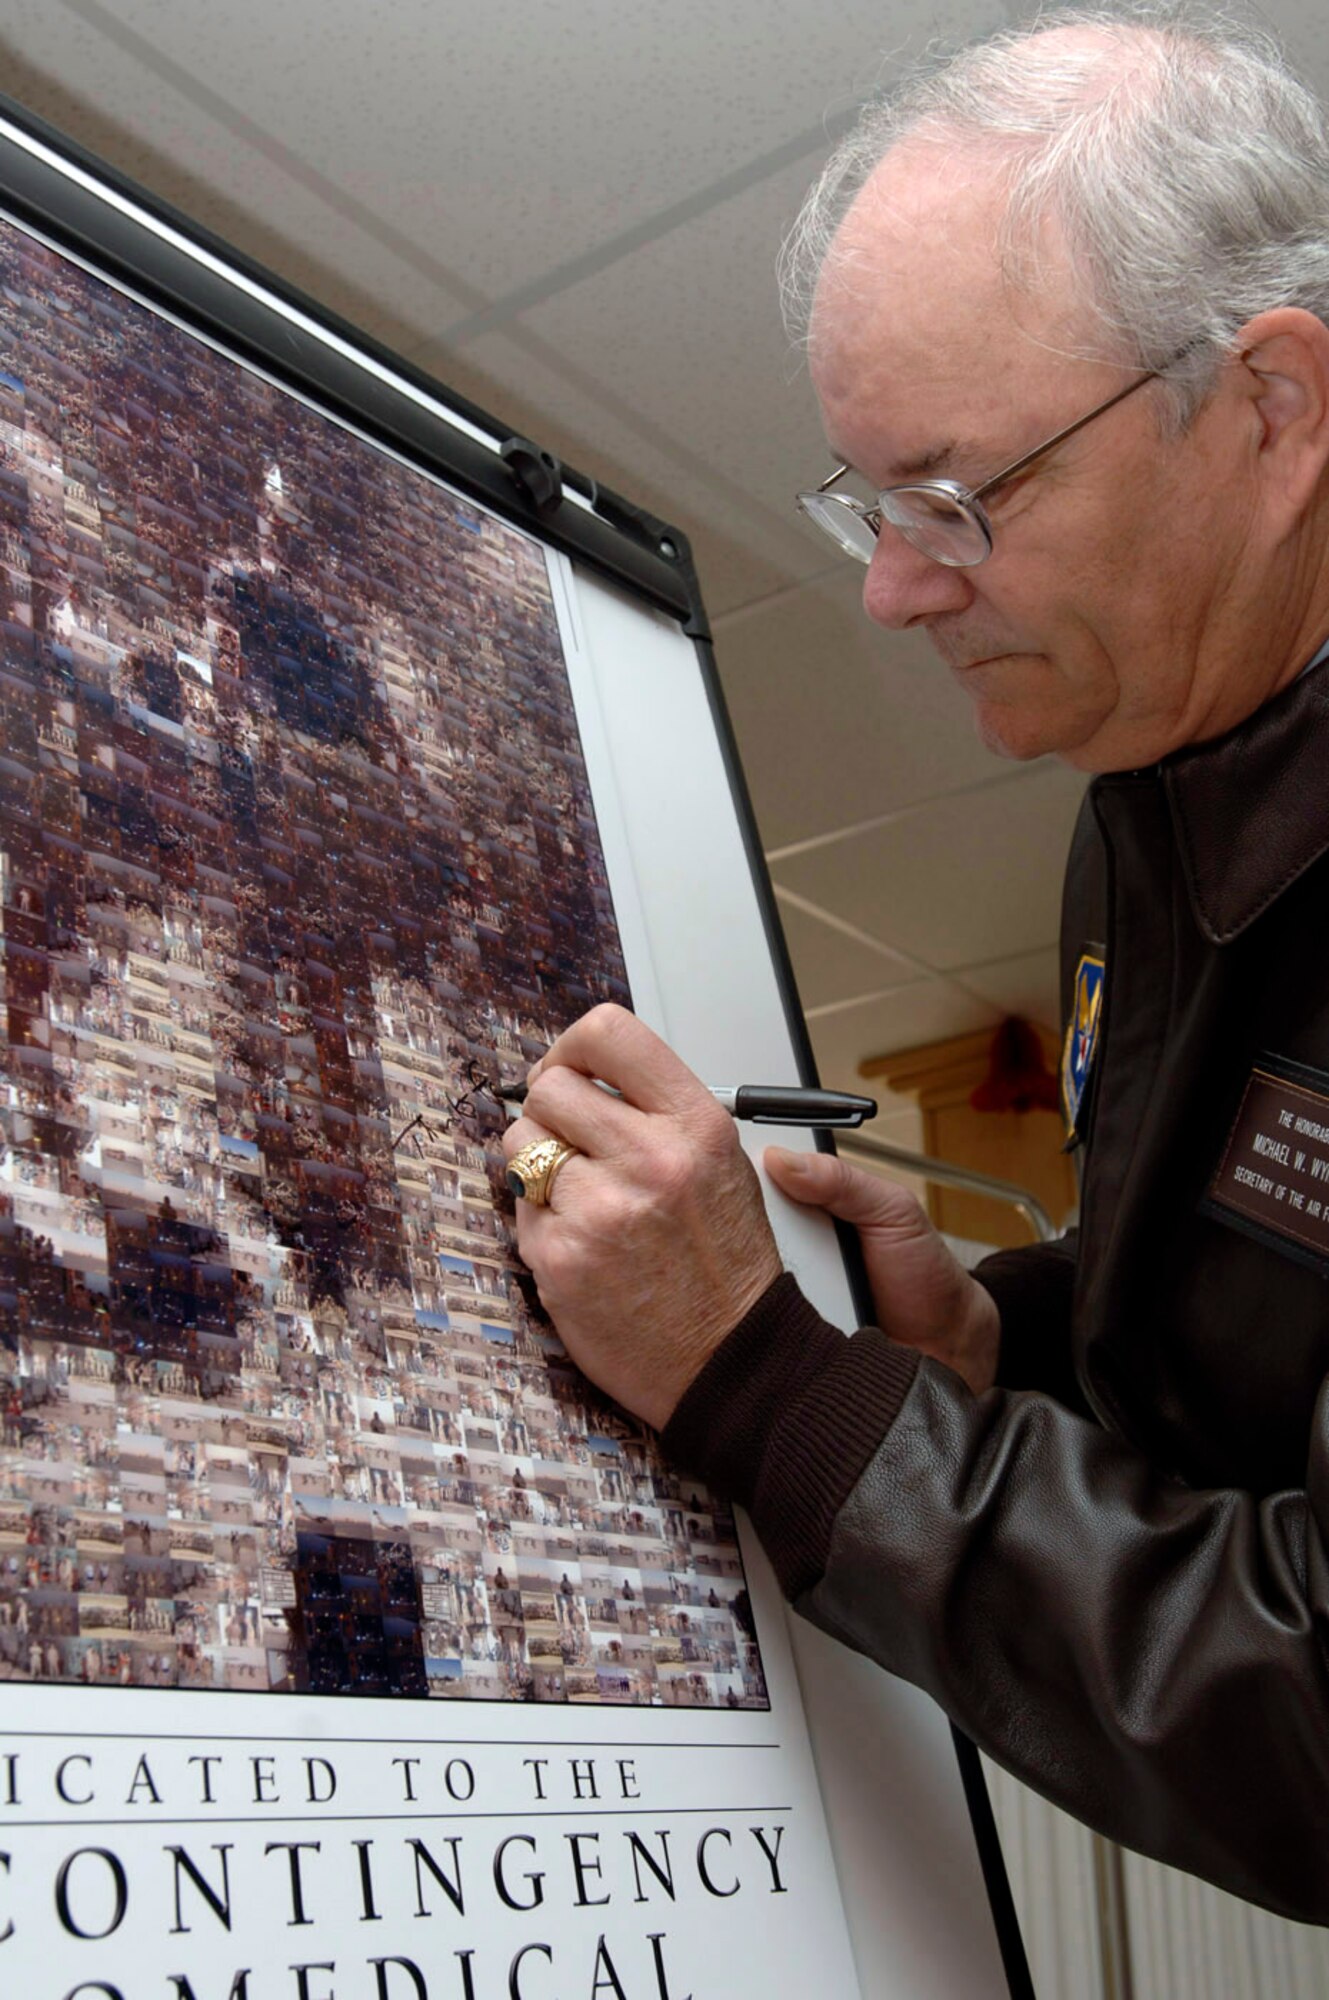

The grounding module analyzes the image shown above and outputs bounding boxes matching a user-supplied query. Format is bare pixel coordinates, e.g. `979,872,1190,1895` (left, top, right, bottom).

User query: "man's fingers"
531,1003,712,1119
521,1063,642,1158
764,1145,929,1234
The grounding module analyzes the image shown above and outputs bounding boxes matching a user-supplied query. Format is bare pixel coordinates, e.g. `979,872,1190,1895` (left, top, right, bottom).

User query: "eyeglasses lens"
880,488,991,567
795,491,878,563
798,486,992,567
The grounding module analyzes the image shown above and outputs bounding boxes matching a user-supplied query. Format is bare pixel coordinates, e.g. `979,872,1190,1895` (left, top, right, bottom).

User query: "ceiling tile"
773,893,920,1012
30,0,1013,303
713,566,1013,851
0,14,478,355
806,980,1002,1090
958,947,1062,1035
518,156,843,534
772,762,1088,970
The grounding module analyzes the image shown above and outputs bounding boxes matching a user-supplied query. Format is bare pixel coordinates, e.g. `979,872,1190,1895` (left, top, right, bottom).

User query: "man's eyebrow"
837,437,982,485
893,440,966,479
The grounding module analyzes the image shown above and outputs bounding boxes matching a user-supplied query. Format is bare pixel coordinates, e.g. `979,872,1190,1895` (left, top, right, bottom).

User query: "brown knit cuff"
974,1240,1090,1416
662,1271,921,1599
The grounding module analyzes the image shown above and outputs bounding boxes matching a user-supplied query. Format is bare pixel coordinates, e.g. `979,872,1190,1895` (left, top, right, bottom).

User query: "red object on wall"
969,1016,1061,1114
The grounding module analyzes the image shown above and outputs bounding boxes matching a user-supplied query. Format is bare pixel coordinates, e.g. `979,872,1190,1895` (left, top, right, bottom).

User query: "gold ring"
506,1137,579,1207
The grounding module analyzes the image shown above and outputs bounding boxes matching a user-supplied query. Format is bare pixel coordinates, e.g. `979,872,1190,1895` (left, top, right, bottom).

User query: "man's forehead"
822,146,1008,294
809,142,1085,463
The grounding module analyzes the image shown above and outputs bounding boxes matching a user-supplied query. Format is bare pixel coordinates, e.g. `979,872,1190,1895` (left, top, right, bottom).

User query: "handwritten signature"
388,1058,502,1155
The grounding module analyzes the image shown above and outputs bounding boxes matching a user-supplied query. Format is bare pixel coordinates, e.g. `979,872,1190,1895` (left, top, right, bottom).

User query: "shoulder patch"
1062,952,1105,1137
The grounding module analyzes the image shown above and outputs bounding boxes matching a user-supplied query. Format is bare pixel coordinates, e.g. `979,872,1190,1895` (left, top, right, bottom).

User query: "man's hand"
502,1005,782,1430
764,1148,1000,1394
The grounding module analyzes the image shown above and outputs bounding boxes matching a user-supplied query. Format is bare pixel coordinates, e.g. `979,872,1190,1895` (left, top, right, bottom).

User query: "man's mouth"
926,630,1022,674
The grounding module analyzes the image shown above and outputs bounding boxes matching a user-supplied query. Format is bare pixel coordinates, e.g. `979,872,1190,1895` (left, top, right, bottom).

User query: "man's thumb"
764,1146,910,1230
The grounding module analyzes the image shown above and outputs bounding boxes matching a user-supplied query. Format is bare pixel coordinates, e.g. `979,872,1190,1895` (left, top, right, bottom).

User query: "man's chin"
971,700,1072,762
962,675,1112,765
944,652,1057,759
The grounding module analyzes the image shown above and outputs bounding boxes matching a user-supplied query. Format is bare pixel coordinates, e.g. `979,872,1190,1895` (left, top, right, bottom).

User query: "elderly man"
503,7,1329,1920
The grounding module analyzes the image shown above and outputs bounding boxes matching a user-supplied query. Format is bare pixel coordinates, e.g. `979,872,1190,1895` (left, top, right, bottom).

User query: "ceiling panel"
807,979,1002,1088
518,156,845,529
0,12,478,354
28,0,1010,305
773,893,922,1012
713,566,1013,852
772,761,1088,970
958,946,1062,1035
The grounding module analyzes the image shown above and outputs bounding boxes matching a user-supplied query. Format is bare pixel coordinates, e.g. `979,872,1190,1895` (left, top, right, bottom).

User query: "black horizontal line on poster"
0,93,704,637
0,1805,794,1829
0,1730,780,1750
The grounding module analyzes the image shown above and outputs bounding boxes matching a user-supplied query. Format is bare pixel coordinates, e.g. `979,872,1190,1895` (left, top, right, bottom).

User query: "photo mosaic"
0,216,767,1707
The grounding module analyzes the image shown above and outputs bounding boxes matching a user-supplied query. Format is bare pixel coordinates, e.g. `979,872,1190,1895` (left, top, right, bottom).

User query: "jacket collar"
1159,655,1329,945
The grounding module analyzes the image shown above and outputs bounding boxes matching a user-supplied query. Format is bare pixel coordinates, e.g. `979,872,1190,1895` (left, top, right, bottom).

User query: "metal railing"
837,1129,1058,1243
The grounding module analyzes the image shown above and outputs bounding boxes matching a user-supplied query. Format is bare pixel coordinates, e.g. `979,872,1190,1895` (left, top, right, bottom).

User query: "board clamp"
501,435,564,514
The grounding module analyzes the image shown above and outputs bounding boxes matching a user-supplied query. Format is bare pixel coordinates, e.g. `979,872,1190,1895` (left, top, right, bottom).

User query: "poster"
0,195,863,1997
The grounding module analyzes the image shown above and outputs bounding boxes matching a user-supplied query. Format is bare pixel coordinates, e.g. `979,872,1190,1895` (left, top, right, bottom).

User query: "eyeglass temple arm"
813,463,852,495
812,374,1159,506
970,368,1162,501
813,344,1194,505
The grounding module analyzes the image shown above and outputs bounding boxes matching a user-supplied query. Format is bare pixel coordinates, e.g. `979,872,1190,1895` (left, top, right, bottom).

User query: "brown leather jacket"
664,660,1329,1922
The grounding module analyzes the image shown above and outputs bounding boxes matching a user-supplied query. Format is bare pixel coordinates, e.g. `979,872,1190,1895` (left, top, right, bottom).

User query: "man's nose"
861,524,975,629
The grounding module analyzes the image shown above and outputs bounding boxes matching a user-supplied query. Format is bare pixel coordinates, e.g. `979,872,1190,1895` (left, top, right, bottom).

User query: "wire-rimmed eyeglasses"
796,360,1179,569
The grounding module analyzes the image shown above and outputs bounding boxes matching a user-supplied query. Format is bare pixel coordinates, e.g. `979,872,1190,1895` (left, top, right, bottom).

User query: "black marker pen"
498,1080,876,1129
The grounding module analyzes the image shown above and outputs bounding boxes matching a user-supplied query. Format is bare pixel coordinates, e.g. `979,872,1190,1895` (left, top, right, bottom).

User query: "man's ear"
1233,306,1329,522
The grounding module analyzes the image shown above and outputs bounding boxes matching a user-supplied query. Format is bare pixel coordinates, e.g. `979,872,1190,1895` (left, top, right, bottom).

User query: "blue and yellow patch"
1062,952,1105,1137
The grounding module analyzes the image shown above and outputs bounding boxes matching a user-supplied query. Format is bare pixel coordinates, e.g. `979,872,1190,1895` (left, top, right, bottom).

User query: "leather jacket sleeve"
662,1272,1329,1923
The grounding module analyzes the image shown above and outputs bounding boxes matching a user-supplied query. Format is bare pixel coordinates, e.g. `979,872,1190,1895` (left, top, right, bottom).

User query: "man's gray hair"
780,4,1329,429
